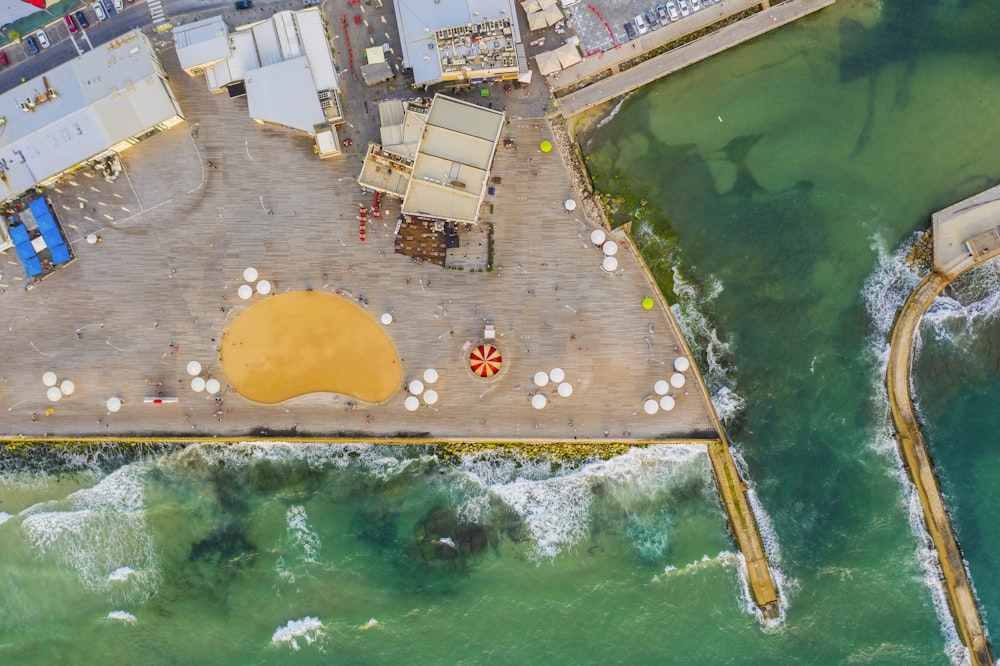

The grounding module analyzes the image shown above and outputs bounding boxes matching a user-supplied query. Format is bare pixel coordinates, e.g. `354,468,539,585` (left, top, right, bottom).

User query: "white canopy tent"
602,240,618,256
550,367,565,383
423,389,439,405
643,399,659,415
654,379,669,396
187,361,203,376
660,395,675,411
423,368,439,384
47,386,62,402
409,379,425,395
42,371,58,387
238,284,253,300
674,356,691,372
533,371,549,387
107,397,123,413
60,379,75,396
244,267,259,282
670,372,686,388
601,256,618,272
531,393,547,409
256,280,272,295
404,395,420,411
206,378,221,394
557,381,573,397
590,229,606,246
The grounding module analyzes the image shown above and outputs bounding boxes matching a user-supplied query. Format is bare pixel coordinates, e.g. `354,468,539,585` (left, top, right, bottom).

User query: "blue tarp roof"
29,198,65,250
23,256,42,277
15,240,36,262
9,224,29,245
49,242,71,264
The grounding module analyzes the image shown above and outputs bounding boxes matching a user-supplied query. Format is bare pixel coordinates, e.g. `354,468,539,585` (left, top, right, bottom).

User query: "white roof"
0,33,183,198
246,58,325,134
173,16,231,71
401,95,504,223
394,0,521,86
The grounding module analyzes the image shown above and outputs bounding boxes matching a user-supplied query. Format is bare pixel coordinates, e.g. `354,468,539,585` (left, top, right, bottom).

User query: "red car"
0,51,8,66
65,14,78,33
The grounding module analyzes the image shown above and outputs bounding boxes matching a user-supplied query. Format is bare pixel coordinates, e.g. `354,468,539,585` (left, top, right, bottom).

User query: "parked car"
633,14,648,34
691,0,702,10
666,1,680,20
678,0,691,16
65,14,78,33
623,21,637,40
25,35,39,55
92,1,107,21
235,0,253,8
113,0,124,10
656,5,670,24
0,50,8,66
36,29,50,49
645,10,658,29
75,10,89,28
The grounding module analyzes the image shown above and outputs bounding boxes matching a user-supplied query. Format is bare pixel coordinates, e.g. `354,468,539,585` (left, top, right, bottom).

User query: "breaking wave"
271,616,325,651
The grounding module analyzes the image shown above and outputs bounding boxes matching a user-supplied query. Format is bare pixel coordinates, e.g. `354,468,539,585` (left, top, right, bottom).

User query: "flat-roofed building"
393,0,526,87
173,9,344,157
359,94,503,224
0,31,184,213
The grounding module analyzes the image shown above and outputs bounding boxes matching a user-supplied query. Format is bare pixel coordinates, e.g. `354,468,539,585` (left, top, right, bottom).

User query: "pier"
885,186,1000,666
554,0,836,118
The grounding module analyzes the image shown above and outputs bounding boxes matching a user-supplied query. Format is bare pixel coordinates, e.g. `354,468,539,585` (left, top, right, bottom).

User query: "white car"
678,0,691,16
113,0,124,10
92,1,107,21
666,1,679,20
633,14,648,35
35,29,50,49
691,0,702,10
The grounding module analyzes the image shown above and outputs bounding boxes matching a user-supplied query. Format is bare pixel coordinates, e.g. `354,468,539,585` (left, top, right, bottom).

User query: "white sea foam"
596,97,627,130
462,445,710,561
923,257,1000,348
107,566,136,582
20,464,159,606
271,617,324,651
285,506,321,564
0,511,12,526
106,610,137,624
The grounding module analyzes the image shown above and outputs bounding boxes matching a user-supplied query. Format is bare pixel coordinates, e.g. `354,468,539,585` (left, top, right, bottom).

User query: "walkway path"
886,247,999,665
556,0,835,118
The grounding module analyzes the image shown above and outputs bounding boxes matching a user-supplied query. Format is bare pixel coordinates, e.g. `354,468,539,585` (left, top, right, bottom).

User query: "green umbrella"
540,141,552,153
642,297,654,310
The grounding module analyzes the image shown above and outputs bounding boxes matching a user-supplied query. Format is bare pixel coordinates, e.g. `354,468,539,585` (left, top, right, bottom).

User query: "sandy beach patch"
220,292,401,404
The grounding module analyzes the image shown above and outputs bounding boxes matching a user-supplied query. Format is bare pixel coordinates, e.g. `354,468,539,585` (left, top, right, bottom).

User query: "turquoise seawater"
3,1,1000,663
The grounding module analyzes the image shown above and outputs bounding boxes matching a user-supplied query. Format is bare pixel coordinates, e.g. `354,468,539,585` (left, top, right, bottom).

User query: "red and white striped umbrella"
469,344,502,378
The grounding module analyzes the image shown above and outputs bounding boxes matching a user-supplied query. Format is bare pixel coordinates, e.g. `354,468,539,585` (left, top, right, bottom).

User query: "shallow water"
584,0,1000,661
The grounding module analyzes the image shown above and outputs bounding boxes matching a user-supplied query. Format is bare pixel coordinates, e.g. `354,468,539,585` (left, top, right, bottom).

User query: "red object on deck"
588,5,618,48
341,15,354,73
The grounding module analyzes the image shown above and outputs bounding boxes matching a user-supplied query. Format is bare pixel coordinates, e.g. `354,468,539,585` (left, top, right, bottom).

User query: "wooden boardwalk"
886,195,1000,664
556,0,836,118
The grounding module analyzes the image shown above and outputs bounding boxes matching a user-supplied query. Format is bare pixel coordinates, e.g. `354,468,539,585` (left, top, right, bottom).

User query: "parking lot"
562,0,729,54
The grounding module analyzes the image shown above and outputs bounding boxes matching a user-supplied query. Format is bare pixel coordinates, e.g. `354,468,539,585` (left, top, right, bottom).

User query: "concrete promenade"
555,0,836,118
886,193,1000,665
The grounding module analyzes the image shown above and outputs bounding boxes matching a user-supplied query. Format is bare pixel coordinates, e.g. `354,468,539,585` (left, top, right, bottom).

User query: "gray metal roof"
246,58,326,134
173,16,231,72
0,32,183,199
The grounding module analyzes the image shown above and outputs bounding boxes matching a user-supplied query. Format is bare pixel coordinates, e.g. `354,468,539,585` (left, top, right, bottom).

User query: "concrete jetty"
885,187,1000,666
554,0,836,118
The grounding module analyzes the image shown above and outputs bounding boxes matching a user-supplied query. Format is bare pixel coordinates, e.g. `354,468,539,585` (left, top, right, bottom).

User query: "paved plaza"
0,27,715,442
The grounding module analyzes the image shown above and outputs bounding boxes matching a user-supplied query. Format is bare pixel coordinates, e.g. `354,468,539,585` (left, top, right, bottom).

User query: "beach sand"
220,292,402,404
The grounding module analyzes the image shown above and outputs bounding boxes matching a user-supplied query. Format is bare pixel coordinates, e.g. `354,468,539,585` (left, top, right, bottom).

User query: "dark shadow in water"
851,73,879,158
721,134,768,199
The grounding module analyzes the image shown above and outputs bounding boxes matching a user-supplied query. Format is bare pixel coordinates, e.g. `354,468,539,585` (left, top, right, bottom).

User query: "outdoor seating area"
6,197,72,278
394,217,449,266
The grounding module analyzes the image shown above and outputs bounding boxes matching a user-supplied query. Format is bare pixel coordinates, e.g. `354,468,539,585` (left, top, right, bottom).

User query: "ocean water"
583,0,1000,662
3,2,1000,664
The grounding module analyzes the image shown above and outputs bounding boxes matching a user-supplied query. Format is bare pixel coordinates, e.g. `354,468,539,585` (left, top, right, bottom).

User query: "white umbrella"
533,371,549,387
557,381,573,397
404,395,420,411
243,267,259,282
564,199,577,212
408,379,424,395
549,367,565,383
674,356,691,372
601,256,618,273
380,312,393,325
653,379,669,396
660,395,675,411
670,372,686,388
42,371,58,387
423,368,439,384
590,229,606,246
531,393,547,409
107,396,123,413
643,399,659,415
191,376,206,392
86,233,99,245
423,389,438,405
602,240,619,256
187,360,202,376
256,280,272,295
205,378,221,394
238,284,253,300
46,386,62,402
60,379,75,396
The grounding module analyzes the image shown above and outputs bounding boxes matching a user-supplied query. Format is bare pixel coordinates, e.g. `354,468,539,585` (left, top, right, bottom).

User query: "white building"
0,31,184,208
174,9,343,157
359,94,504,224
